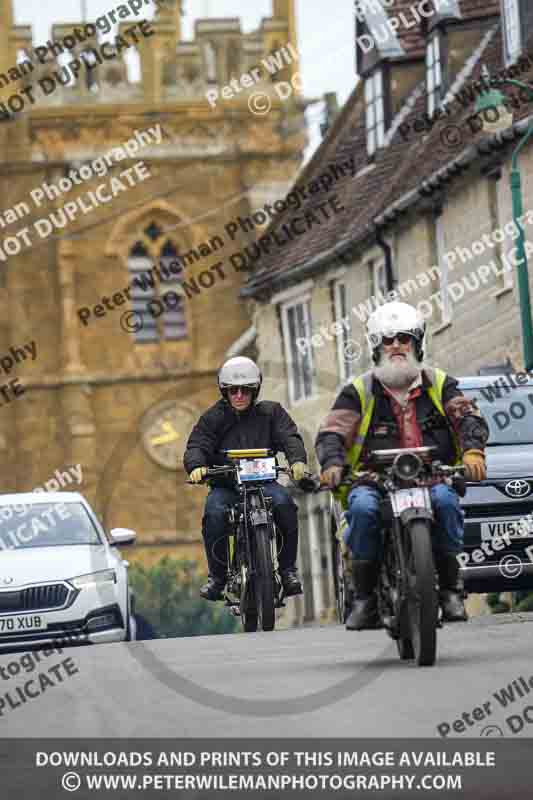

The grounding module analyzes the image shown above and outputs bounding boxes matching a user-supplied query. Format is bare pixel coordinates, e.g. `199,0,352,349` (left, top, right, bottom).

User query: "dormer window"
365,69,385,157
426,33,443,117
502,0,522,66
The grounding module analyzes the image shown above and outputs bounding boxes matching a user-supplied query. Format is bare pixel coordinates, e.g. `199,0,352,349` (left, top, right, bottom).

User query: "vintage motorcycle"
326,446,466,666
189,448,309,633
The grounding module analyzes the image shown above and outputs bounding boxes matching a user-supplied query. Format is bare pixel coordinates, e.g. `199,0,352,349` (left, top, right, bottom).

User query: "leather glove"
321,465,343,489
190,466,208,483
290,461,307,482
463,450,486,482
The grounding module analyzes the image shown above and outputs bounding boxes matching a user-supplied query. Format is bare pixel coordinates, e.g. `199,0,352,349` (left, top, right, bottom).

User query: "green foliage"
516,593,533,612
486,592,510,614
129,557,240,638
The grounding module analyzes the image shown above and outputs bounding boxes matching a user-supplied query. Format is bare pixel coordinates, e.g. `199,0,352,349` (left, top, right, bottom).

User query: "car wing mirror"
109,527,136,546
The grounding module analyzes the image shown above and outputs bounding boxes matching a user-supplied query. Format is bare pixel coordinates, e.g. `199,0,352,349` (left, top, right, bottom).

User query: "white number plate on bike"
391,488,428,515
239,457,276,482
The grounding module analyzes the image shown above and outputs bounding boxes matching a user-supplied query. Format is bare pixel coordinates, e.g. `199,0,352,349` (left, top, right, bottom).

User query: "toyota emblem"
504,479,531,499
0,577,13,585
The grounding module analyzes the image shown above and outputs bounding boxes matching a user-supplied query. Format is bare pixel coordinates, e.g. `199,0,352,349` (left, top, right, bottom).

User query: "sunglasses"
381,332,414,346
228,385,255,396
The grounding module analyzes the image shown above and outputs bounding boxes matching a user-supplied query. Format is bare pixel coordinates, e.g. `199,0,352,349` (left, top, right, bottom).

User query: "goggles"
227,385,256,396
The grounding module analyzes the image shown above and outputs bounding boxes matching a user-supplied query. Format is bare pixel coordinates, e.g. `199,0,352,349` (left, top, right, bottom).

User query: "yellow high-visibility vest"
334,367,462,508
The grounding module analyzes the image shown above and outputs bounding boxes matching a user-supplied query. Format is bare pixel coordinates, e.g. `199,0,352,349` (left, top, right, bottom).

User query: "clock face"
141,400,197,470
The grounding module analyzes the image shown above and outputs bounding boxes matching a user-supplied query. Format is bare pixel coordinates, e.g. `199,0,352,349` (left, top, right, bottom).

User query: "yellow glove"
463,450,486,482
290,462,307,481
190,467,208,483
321,465,343,489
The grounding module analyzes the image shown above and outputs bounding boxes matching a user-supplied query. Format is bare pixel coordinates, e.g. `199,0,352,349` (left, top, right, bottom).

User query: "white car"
0,491,137,652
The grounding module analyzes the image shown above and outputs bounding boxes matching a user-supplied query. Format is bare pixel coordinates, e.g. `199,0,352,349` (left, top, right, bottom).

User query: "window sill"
432,319,452,336
492,285,514,299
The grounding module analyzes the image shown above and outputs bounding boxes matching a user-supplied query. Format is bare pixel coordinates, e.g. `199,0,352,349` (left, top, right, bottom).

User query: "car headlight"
70,570,117,589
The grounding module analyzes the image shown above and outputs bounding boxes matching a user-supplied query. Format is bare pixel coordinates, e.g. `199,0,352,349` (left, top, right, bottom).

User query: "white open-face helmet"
366,301,426,363
218,356,262,402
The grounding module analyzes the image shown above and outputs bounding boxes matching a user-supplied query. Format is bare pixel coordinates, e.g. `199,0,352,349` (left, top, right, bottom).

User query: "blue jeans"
344,483,464,561
202,482,298,575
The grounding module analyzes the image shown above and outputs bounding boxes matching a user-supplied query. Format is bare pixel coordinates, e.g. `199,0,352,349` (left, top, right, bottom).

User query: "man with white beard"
316,301,489,630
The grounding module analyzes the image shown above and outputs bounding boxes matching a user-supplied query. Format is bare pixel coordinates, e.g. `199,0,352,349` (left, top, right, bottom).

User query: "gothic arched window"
127,227,187,343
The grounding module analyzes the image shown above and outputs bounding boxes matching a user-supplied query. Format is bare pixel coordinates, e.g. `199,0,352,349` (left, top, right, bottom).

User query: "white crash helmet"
218,356,262,402
366,301,426,364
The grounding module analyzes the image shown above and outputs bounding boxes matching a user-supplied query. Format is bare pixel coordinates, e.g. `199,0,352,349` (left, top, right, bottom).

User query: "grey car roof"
458,375,533,389
0,491,87,504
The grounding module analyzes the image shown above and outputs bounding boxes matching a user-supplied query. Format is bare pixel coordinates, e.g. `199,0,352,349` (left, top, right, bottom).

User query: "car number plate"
391,488,428,514
0,615,45,632
480,520,533,540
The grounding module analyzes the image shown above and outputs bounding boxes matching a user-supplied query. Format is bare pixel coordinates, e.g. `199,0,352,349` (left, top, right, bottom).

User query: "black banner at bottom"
0,738,530,798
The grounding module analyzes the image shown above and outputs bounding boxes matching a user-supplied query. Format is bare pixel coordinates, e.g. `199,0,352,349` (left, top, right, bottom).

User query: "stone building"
241,0,533,622
0,0,309,568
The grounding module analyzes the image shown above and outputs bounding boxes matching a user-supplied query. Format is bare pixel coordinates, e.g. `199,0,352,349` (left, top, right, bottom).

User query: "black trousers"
202,482,299,576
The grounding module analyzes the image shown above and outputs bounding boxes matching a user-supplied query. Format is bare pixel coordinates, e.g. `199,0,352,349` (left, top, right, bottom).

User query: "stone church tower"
0,0,307,566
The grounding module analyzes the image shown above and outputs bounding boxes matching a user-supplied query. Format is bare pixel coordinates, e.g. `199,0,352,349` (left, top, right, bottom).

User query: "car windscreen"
0,501,102,550
462,385,533,446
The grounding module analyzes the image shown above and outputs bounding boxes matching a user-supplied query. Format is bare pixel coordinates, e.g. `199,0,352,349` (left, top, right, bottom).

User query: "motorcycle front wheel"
404,519,438,667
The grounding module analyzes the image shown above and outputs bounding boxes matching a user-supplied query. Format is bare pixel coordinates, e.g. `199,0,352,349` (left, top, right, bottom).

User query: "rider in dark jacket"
184,356,307,600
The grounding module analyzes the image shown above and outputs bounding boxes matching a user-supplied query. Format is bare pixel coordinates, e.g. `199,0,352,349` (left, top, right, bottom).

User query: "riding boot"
200,555,227,601
435,552,468,622
346,559,382,631
277,521,303,596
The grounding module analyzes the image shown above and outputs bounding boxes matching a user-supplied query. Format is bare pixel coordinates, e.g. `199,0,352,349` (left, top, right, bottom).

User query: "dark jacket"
315,370,489,470
184,398,307,486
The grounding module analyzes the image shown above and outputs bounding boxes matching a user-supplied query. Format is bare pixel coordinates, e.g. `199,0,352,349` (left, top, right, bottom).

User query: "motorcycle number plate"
391,488,428,515
238,457,276,482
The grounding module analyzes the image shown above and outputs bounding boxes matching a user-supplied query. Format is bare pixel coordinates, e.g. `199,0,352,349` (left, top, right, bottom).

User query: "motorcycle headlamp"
392,452,423,481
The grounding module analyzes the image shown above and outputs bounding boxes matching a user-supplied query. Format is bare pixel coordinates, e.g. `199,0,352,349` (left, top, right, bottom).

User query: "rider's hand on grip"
320,465,343,489
462,449,486,481
190,466,208,483
290,461,307,482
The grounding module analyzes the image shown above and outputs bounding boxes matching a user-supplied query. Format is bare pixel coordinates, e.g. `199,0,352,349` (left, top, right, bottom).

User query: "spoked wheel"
254,524,276,631
240,566,258,632
404,519,438,667
332,534,347,624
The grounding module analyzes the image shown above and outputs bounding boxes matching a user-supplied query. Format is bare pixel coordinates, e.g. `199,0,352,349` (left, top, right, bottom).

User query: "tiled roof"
243,0,528,298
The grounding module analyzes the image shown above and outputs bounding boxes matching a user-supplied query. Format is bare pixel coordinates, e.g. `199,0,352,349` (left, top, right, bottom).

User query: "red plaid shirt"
382,378,424,449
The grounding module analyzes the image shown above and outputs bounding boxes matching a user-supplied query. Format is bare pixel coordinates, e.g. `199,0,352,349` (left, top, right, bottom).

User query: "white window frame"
436,214,452,323
280,296,315,405
371,259,387,298
365,69,385,157
333,280,355,383
502,0,522,66
426,33,443,118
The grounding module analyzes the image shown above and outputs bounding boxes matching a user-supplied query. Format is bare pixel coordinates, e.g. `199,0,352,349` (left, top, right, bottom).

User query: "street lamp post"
475,77,533,371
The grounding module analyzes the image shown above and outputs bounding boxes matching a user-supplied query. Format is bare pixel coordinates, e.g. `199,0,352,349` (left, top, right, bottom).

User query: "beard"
374,349,422,389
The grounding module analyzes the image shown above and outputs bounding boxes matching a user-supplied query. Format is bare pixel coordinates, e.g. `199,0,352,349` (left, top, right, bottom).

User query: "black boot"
200,574,226,601
346,560,382,631
435,552,468,622
279,567,303,597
